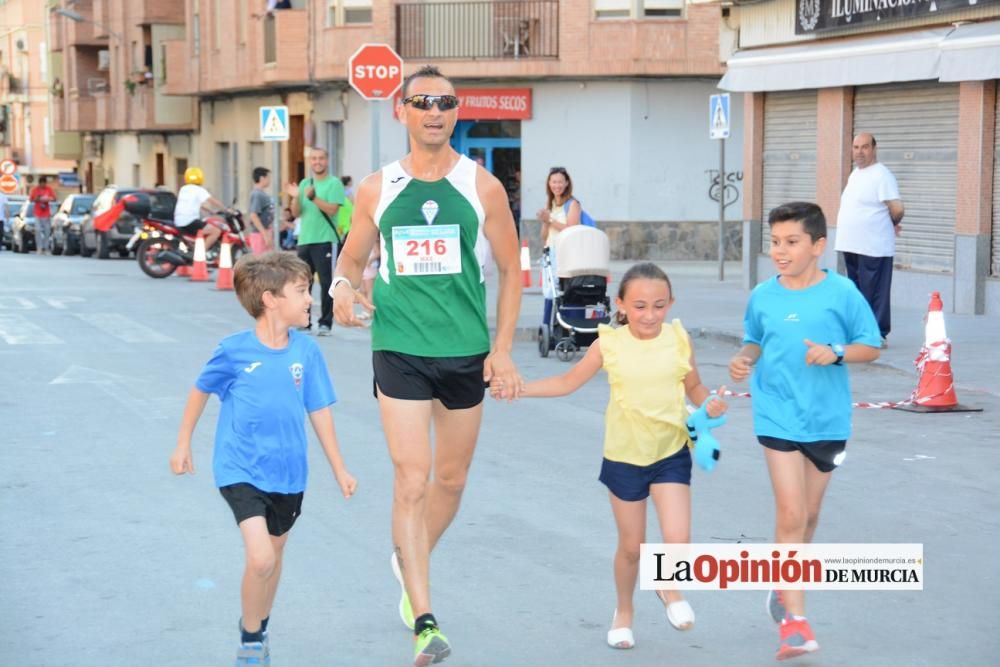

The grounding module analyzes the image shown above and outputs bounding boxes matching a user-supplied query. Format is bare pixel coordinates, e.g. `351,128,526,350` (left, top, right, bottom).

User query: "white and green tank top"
371,155,490,357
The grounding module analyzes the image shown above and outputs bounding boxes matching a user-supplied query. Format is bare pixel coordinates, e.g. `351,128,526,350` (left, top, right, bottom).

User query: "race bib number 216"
392,225,461,276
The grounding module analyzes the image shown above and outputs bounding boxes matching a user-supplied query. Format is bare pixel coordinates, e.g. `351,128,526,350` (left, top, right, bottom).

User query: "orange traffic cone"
215,241,234,290
520,240,532,288
189,230,210,282
898,291,981,413
176,264,191,277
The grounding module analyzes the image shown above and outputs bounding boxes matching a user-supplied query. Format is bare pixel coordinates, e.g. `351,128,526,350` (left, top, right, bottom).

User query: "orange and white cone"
899,291,981,413
189,230,210,282
520,240,532,288
215,241,234,290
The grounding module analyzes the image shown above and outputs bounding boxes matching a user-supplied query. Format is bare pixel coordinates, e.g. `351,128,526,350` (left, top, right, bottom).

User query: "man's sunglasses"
402,94,460,111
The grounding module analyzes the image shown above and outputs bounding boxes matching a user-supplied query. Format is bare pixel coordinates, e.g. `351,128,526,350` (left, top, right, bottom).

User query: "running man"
331,65,523,666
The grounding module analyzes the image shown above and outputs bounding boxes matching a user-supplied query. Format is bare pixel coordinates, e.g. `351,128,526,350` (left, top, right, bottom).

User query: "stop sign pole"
348,44,404,173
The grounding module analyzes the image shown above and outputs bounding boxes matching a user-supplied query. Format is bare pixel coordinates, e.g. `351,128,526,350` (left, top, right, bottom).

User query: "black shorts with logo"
373,350,489,410
758,436,847,473
219,483,304,537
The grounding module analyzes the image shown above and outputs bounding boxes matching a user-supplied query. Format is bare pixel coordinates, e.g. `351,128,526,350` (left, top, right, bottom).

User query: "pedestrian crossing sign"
259,106,290,141
710,94,730,140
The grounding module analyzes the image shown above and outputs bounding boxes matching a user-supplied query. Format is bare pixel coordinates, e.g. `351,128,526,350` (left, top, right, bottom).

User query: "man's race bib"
392,225,461,276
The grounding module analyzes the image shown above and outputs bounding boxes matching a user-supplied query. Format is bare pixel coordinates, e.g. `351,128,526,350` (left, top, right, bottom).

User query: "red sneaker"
776,617,819,661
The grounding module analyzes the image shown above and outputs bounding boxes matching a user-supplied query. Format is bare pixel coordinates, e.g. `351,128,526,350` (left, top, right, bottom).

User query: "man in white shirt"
834,133,904,347
174,167,226,252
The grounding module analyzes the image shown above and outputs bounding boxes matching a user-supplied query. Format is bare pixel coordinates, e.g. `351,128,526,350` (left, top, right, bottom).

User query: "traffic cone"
189,230,210,282
215,241,234,290
897,291,981,413
176,264,190,277
520,240,532,288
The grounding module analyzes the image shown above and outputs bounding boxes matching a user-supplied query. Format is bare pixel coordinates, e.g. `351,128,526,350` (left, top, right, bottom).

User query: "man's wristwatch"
330,276,354,295
828,343,845,366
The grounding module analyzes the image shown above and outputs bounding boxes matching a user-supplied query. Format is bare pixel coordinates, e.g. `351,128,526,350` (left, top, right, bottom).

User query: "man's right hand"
332,280,374,327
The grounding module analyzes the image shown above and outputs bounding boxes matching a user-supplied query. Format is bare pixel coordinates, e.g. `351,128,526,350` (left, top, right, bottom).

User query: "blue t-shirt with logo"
743,271,880,442
195,329,336,493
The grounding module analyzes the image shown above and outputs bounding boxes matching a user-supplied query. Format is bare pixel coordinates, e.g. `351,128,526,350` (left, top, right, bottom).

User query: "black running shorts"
757,436,847,473
372,350,488,410
219,483,304,537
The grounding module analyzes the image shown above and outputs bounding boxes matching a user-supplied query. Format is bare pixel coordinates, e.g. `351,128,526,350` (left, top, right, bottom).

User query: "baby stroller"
539,225,612,361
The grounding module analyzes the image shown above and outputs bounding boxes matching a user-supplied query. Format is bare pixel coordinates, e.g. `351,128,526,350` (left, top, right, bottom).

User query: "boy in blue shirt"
729,202,880,661
170,251,357,667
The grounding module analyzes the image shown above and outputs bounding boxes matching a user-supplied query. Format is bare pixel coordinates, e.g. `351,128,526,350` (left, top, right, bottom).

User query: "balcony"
66,94,97,131
133,0,185,26
396,0,559,60
160,39,192,96
263,10,308,85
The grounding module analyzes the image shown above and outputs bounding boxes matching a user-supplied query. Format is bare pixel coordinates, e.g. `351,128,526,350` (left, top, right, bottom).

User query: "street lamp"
52,8,121,41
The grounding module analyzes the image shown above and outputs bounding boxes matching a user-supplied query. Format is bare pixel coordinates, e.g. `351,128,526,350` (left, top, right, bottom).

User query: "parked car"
80,187,177,259
2,195,27,249
51,193,96,255
11,200,38,253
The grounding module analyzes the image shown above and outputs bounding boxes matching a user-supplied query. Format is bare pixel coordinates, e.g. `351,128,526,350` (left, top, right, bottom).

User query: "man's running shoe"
776,617,819,661
235,641,270,666
766,590,787,624
391,551,415,630
413,626,451,666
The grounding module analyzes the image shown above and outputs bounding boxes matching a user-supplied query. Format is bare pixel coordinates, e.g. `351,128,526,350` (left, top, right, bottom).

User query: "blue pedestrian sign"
259,106,290,142
710,93,730,140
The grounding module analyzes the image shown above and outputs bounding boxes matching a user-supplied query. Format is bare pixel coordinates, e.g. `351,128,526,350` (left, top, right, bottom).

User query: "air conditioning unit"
87,78,109,95
98,50,110,71
15,38,27,53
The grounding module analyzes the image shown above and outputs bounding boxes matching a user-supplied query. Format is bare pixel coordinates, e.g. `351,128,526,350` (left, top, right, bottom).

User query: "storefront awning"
939,21,1000,82
719,23,1000,92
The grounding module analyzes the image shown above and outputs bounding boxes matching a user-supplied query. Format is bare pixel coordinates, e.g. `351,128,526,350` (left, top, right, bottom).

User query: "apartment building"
0,0,75,193
150,0,740,260
48,0,196,193
721,0,1000,314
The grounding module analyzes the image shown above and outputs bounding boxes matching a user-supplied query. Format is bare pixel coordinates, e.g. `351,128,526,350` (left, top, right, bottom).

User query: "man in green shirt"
331,65,523,666
284,147,345,335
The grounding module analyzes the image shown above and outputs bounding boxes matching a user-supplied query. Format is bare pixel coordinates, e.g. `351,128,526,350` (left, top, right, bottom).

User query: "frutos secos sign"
796,0,1000,35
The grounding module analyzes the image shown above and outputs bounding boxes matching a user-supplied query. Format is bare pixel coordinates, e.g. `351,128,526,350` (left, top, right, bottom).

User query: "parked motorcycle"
118,193,248,279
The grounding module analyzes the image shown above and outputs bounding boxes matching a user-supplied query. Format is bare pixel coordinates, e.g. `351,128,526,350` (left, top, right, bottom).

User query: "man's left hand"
483,350,524,401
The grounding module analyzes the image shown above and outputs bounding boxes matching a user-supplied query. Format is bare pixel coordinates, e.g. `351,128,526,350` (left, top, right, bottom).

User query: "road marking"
50,364,167,420
0,314,65,344
74,313,177,343
0,296,38,310
42,296,86,310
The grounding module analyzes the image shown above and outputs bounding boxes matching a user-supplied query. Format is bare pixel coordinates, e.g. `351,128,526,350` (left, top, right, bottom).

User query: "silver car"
51,194,96,256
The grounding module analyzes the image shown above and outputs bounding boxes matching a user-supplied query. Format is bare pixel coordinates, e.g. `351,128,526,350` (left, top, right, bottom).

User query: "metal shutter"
992,88,1000,276
854,82,959,272
761,91,817,252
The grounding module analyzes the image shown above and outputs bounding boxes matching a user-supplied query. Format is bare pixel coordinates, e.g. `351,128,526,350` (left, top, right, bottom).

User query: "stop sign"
349,43,404,101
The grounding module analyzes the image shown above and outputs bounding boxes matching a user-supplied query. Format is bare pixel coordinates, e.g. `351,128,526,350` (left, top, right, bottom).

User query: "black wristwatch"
828,343,845,366
306,191,316,201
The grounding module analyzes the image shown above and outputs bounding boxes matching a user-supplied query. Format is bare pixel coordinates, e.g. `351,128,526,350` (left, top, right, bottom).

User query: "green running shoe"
413,626,451,666
391,552,415,630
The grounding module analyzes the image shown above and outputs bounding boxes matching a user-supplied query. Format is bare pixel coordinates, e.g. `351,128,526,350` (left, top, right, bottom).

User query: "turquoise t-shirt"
297,175,346,245
743,271,880,442
196,329,337,494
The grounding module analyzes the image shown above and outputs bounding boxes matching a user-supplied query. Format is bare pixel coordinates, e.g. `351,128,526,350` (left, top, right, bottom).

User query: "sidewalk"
488,260,998,399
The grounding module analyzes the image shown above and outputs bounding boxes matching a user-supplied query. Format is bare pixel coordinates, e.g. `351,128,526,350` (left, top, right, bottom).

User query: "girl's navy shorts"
599,446,692,502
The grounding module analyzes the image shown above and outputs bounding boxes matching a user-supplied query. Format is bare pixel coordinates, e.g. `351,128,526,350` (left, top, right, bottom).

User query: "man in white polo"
835,133,904,348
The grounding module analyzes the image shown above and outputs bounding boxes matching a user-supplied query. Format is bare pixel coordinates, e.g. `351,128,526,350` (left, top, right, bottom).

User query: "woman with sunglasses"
537,167,582,325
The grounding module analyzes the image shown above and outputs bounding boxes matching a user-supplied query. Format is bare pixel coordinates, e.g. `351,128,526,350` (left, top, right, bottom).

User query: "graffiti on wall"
706,169,743,211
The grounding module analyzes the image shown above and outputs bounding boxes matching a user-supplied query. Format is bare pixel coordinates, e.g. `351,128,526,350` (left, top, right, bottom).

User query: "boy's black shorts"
372,350,488,410
219,483,303,537
758,436,847,473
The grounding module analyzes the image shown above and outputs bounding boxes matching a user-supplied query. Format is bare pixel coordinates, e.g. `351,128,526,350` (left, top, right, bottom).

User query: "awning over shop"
939,21,1000,82
719,21,1000,92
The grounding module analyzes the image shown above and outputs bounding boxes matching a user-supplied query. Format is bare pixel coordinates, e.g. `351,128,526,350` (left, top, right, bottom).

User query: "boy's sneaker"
766,590,787,624
413,626,451,666
391,552,416,630
235,641,270,666
776,617,819,661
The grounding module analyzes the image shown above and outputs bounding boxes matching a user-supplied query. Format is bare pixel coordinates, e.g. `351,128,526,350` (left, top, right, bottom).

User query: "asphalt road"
1,251,998,666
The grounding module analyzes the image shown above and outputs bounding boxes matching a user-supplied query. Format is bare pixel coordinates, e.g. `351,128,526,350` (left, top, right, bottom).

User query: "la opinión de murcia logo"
799,0,821,31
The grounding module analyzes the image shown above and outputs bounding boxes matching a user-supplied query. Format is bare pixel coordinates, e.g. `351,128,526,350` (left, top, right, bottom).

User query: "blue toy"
687,400,727,472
